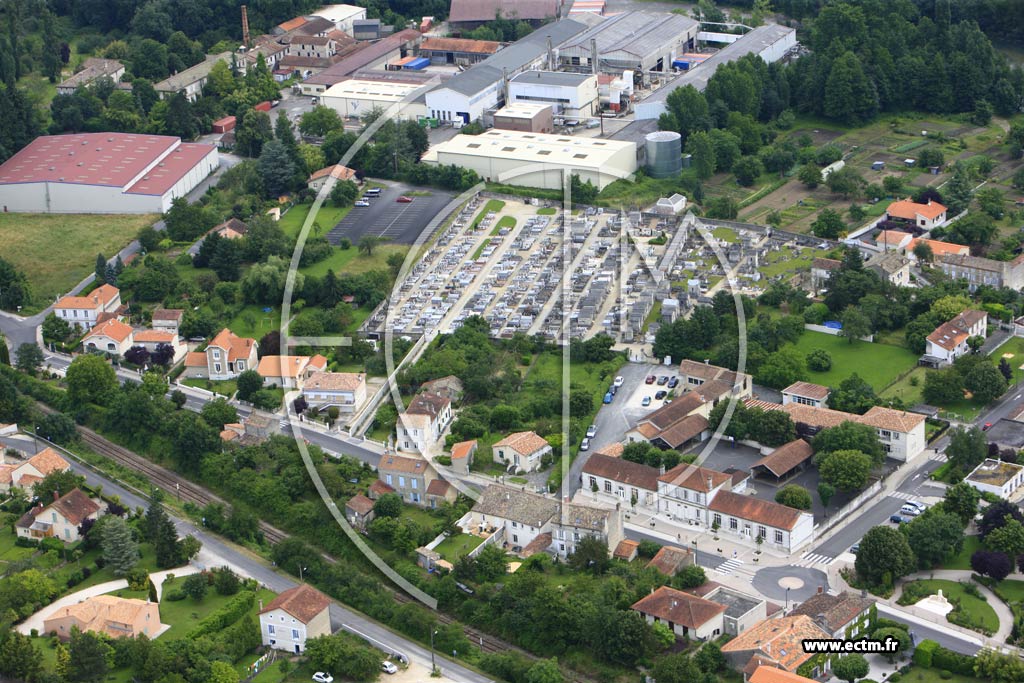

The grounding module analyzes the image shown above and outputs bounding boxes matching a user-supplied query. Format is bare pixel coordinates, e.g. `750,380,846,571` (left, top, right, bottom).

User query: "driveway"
327,182,454,246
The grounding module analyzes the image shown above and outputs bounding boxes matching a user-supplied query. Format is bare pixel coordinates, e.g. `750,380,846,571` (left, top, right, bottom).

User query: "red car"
645,375,656,384
983,422,993,431
396,195,413,203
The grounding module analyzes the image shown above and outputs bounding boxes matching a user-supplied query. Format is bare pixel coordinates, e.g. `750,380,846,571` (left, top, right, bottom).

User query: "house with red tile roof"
751,439,814,483
344,493,375,529
16,489,101,543
449,440,477,475
886,198,948,230
377,454,443,507
259,584,332,653
396,392,453,455
82,318,134,356
185,329,258,380
925,309,987,365
492,431,552,474
906,237,969,262
788,590,874,639
709,491,814,553
302,371,367,413
0,447,70,494
582,452,659,509
257,354,328,389
307,164,358,192
54,284,122,330
721,615,834,677
781,382,830,409
631,586,726,641
44,595,163,640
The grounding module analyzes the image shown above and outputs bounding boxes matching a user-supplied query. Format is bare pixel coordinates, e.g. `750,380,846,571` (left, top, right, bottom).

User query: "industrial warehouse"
0,133,218,214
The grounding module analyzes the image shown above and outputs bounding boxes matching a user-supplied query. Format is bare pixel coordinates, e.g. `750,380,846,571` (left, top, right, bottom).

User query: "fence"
813,480,883,539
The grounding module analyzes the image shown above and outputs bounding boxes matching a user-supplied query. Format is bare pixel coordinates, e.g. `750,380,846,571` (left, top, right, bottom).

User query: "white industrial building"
311,4,367,33
0,133,218,214
556,11,698,81
421,129,636,190
320,79,428,120
425,17,590,124
634,24,797,120
508,71,599,118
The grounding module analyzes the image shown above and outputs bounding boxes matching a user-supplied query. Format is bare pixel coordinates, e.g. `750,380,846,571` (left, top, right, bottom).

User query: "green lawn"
300,243,408,279
901,666,993,683
712,227,739,243
278,202,352,240
757,247,830,278
994,578,1024,604
228,304,282,339
493,216,517,233
994,337,1024,386
182,377,238,398
537,207,557,215
433,533,484,561
0,528,37,564
788,331,920,391
942,535,983,570
0,212,158,311
158,578,277,641
880,366,983,421
899,579,999,634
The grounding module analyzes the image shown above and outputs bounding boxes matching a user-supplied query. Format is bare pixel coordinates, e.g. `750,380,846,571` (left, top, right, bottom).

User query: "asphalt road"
327,182,454,246
4,433,491,683
876,604,982,656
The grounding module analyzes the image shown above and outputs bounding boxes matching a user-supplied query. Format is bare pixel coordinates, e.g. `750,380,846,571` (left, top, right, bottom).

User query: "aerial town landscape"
2,1,1024,683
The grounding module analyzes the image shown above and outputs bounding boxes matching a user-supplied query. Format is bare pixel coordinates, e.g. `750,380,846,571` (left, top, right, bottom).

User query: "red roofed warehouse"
0,133,218,214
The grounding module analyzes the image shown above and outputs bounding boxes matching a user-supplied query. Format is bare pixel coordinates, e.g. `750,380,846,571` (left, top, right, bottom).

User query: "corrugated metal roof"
559,12,697,59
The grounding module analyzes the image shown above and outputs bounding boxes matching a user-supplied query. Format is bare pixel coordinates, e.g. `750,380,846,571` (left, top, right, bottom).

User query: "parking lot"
327,181,454,246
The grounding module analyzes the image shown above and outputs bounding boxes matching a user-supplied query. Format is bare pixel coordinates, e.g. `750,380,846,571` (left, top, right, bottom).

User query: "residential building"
938,253,1024,291
781,382,830,409
614,539,640,561
965,459,1024,499
312,5,368,33
749,667,817,683
581,452,659,509
345,493,375,529
420,376,464,401
809,257,841,294
508,71,599,118
396,392,453,454
194,329,258,381
302,371,367,413
865,250,911,287
82,318,134,356
701,585,769,636
54,284,122,330
307,164,358,191
448,0,559,29
631,586,726,641
57,58,125,95
256,354,328,389
709,491,814,553
658,463,744,526
422,129,637,191
905,237,969,262
721,615,834,677
16,489,101,543
132,329,186,363
321,78,428,120
154,53,232,101
874,230,913,251
259,584,332,653
678,359,753,398
556,12,699,81
44,595,162,640
924,309,988,364
750,439,814,483
419,37,502,65
885,198,948,230
377,454,439,506
211,217,249,240
789,590,874,639
646,545,695,576
426,479,457,508
286,34,338,60
150,308,184,333
0,447,70,493
449,439,477,475
625,393,711,450
493,431,552,474
0,133,217,214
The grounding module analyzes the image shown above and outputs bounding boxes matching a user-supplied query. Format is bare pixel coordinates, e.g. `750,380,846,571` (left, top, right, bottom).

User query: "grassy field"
758,246,830,278
942,535,983,570
226,304,282,339
434,533,484,561
994,337,1024,386
278,202,352,240
159,578,277,641
537,207,557,215
899,579,999,634
902,667,993,683
789,331,919,391
300,243,408,279
183,377,238,397
0,212,157,310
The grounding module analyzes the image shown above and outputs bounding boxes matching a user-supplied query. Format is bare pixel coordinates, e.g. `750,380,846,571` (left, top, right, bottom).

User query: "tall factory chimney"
241,5,251,48
590,38,598,75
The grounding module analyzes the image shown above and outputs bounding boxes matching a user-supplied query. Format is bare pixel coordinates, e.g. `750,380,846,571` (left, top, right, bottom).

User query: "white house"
395,393,453,454
259,584,332,654
581,452,659,510
256,354,328,389
657,463,745,525
631,586,725,641
492,431,552,474
925,309,988,364
0,447,70,493
15,489,101,543
965,459,1024,499
886,198,948,231
184,328,258,381
131,329,187,364
54,284,122,330
312,4,367,33
302,371,367,413
82,318,134,356
708,491,814,553
150,308,184,333
154,53,232,102
781,381,830,409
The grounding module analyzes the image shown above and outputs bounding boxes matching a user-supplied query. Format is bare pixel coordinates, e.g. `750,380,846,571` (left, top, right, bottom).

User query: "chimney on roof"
672,599,677,607
546,37,554,70
817,586,823,594
707,476,712,491
53,490,60,502
659,464,666,476
704,359,710,365
590,38,598,75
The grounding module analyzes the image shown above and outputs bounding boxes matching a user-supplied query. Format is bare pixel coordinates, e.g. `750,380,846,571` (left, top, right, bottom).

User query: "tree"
36,412,77,445
42,313,72,345
798,163,822,188
964,364,1007,403
330,179,359,207
525,658,563,683
201,398,238,430
209,660,241,683
811,208,845,238
358,235,384,256
974,648,1024,683
942,482,980,526
732,155,764,186
373,493,403,518
818,450,873,491
998,358,1014,383
182,572,208,601
299,106,344,137
839,306,871,343
0,630,43,682
0,257,31,311
971,550,1013,581
922,368,964,405
905,510,963,568
257,139,297,199
824,51,878,124
813,422,884,464
235,109,273,157
235,370,263,401
828,374,878,415
306,633,381,682
826,167,866,199
652,651,701,683
756,347,806,389
976,187,1006,219
685,131,716,180
986,516,1024,558
67,627,113,683
663,85,710,143
855,525,915,587
674,564,706,589
145,496,181,569
806,348,832,372
100,515,139,576
818,482,835,508
775,485,812,510
33,470,86,503
163,197,213,241
946,426,988,474
14,343,43,375
872,627,909,664
567,537,610,575
979,501,1024,540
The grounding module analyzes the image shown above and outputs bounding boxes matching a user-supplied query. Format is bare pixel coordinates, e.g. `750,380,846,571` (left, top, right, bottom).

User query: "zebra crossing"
714,558,747,576
793,551,834,568
890,491,918,501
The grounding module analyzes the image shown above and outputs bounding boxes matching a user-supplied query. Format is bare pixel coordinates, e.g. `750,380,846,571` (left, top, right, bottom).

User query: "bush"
939,671,952,680
187,591,255,639
66,571,84,588
913,639,938,668
165,590,186,602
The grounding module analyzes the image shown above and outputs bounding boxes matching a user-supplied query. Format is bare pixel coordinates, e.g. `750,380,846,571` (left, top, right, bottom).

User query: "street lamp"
430,628,438,673
299,566,307,582
785,587,791,613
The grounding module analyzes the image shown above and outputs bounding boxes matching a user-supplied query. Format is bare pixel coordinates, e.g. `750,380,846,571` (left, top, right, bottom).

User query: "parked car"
354,200,370,207
900,504,922,516
580,438,590,451
906,500,927,512
603,392,613,404
667,376,679,389
645,375,656,384
613,376,624,387
983,422,993,431
586,424,597,438
397,195,413,203
609,384,617,395
313,674,335,683
655,390,667,400
850,544,859,554
381,662,398,675
642,396,652,406
657,376,669,385
890,515,908,524
365,187,381,196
